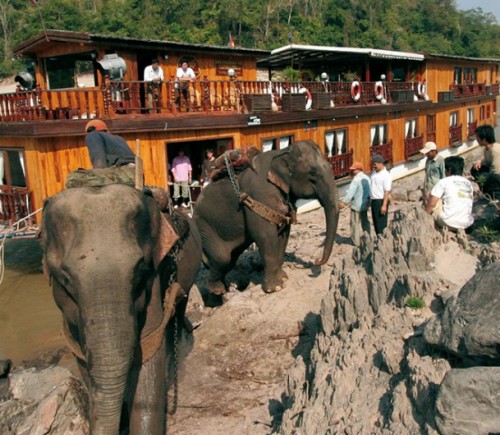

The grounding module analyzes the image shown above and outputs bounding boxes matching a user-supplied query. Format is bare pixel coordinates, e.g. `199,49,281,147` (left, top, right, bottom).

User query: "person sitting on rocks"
419,141,444,206
471,124,500,199
426,156,474,231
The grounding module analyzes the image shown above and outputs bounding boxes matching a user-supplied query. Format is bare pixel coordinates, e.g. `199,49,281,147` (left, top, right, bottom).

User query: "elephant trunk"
315,178,340,266
83,296,137,435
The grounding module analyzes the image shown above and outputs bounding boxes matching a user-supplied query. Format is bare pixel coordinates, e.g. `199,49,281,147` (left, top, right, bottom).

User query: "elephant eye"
131,260,154,301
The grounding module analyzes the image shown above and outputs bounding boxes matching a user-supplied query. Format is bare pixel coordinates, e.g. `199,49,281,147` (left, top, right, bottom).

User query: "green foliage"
405,296,426,309
475,225,500,244
0,0,499,78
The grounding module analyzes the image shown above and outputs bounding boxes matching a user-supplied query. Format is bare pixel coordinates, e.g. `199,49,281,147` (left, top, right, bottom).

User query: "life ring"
374,81,384,101
417,82,426,97
351,81,361,102
299,87,313,110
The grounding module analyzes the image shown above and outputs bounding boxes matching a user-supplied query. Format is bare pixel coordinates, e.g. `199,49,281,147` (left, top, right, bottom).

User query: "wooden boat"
0,30,498,225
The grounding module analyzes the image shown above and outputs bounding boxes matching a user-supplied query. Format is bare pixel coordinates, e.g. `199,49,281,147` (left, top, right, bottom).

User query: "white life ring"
299,87,312,110
417,82,426,97
374,81,384,100
351,81,361,102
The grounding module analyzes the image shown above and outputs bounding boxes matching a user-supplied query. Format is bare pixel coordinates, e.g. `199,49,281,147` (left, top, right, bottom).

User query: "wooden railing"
467,120,478,139
404,135,424,160
449,124,463,147
1,79,498,122
450,83,500,99
0,188,32,225
328,150,353,178
370,140,393,163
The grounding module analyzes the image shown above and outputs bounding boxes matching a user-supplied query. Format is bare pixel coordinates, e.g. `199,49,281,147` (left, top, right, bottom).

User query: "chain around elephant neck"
224,151,241,200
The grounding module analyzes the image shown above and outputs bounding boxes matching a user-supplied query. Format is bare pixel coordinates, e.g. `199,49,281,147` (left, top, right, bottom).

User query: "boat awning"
258,44,425,68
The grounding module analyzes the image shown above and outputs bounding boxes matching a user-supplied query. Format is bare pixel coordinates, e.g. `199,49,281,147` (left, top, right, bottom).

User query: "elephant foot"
262,270,288,293
207,280,227,296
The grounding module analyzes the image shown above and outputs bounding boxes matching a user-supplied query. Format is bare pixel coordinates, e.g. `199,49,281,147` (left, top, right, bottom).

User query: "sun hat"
419,141,437,154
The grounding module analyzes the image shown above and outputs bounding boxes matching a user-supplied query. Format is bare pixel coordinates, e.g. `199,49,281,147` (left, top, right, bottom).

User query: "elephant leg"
253,225,290,293
129,340,166,435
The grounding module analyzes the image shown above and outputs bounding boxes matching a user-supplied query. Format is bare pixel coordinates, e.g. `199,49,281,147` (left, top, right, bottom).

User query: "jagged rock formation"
277,207,499,434
424,261,500,365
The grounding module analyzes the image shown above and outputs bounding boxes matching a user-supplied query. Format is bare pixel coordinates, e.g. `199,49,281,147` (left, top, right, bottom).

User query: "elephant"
40,183,202,435
193,140,339,294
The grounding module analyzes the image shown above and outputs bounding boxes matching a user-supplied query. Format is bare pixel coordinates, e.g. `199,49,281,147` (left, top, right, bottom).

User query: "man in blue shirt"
340,161,371,245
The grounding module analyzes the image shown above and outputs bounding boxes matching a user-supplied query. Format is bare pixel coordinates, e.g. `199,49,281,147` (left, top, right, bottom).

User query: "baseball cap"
349,162,363,171
419,141,437,154
371,154,384,163
85,119,108,132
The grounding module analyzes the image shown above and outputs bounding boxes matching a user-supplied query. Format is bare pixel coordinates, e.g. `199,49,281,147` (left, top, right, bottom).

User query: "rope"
224,151,241,200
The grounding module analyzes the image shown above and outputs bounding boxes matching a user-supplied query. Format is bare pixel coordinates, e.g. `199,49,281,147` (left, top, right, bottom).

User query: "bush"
405,296,425,309
475,225,500,244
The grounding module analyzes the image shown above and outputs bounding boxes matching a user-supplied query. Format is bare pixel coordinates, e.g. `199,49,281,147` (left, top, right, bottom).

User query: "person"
471,124,500,198
175,61,196,108
171,149,192,208
370,154,392,235
200,148,216,187
84,119,135,169
144,59,164,109
339,161,371,245
419,141,445,205
426,156,474,231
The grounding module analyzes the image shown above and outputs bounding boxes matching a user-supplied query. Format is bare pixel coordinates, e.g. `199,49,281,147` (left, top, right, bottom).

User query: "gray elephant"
40,184,201,435
193,140,339,294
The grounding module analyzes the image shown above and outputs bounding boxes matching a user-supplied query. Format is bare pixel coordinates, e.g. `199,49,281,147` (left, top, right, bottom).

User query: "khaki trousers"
351,209,371,245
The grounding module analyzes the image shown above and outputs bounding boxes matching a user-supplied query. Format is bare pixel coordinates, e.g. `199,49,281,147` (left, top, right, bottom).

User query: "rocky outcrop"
435,367,500,435
424,261,500,365
0,366,88,434
277,207,500,434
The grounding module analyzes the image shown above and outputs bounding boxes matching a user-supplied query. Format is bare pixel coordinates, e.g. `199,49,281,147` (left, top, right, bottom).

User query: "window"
0,149,27,188
370,124,387,146
325,129,347,157
454,67,462,85
487,104,491,119
449,111,459,127
261,135,293,152
463,67,477,84
480,105,485,121
44,52,98,90
405,118,418,138
467,108,474,124
427,114,436,143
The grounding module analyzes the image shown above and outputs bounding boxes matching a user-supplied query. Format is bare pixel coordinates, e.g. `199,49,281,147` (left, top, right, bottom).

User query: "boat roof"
258,43,500,67
14,29,270,58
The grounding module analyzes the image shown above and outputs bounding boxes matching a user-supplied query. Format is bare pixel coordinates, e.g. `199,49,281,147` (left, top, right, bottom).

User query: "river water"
0,237,64,365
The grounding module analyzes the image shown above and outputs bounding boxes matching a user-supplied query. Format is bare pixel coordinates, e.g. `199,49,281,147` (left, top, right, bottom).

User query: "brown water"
0,237,64,365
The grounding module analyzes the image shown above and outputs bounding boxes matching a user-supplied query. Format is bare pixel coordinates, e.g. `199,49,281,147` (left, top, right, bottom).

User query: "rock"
0,359,11,378
9,366,73,402
408,189,423,202
435,367,500,435
0,367,88,435
424,261,500,364
391,187,408,202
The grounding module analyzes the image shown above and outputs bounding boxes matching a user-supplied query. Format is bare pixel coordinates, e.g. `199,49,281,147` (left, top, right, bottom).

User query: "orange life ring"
351,81,361,102
299,87,313,110
374,81,384,100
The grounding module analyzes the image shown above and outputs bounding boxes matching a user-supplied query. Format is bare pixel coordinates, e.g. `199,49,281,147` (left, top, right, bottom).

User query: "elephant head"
41,184,182,434
267,140,339,265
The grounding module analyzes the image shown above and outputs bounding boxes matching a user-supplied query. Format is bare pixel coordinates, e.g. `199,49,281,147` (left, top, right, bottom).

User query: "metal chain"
224,151,241,200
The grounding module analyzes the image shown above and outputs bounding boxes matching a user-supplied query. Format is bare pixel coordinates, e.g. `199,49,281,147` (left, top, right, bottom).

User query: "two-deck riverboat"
0,29,498,225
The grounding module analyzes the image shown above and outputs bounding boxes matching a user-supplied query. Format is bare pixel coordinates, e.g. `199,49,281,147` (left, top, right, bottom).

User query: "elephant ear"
267,151,292,194
153,213,180,269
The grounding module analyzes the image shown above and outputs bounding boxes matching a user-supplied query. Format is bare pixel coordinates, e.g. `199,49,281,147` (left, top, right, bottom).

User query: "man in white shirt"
370,154,392,235
175,61,196,108
143,59,164,109
426,156,474,231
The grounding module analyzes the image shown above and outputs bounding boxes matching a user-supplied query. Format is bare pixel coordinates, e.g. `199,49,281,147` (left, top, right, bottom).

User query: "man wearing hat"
339,162,371,245
370,155,392,235
419,141,444,205
85,120,135,169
